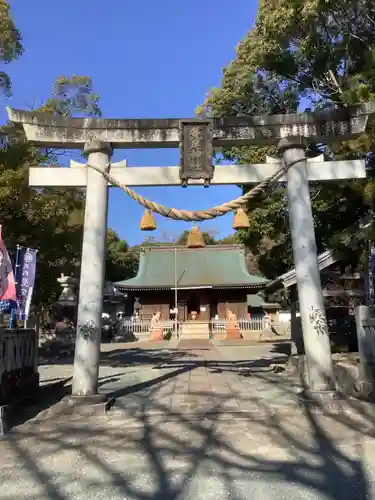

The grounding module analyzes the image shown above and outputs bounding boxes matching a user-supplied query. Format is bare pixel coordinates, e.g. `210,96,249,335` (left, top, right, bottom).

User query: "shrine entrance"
187,293,201,320
7,102,374,398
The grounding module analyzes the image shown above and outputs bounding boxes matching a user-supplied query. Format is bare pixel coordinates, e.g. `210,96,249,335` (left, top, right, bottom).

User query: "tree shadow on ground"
2,374,374,499
7,378,72,430
5,373,126,431
3,343,375,499
38,345,195,368
100,347,195,368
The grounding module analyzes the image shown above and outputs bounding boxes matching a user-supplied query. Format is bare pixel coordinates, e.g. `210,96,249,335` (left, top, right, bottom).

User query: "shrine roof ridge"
139,244,244,253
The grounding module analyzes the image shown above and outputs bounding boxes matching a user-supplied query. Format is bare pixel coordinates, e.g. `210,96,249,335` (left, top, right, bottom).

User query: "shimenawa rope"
86,157,301,222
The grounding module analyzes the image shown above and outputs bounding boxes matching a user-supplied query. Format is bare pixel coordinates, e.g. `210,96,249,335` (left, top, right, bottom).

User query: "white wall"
279,310,300,323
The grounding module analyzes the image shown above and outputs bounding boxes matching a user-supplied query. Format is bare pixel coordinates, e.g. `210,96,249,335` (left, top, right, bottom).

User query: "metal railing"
117,316,268,335
240,317,267,331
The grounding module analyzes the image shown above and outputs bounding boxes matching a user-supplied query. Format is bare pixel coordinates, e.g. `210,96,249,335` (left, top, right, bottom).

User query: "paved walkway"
1,339,375,499
104,338,302,419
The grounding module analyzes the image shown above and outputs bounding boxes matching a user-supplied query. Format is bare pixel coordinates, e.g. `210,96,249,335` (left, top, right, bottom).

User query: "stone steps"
212,332,226,341
180,321,210,340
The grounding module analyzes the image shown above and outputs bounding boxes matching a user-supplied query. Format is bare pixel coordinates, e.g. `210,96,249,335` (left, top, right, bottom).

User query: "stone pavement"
103,338,303,418
1,339,375,499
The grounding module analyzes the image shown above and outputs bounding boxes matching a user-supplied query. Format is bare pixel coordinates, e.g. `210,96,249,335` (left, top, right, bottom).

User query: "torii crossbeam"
7,103,374,402
29,157,366,187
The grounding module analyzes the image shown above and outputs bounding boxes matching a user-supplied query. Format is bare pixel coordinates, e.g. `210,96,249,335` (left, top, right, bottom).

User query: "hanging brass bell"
232,208,250,230
140,209,156,231
186,226,205,248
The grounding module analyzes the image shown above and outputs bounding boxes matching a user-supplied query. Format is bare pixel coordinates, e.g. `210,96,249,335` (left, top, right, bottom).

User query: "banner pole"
10,244,21,329
18,247,38,324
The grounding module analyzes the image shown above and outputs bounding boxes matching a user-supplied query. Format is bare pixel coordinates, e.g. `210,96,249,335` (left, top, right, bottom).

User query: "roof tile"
115,245,269,290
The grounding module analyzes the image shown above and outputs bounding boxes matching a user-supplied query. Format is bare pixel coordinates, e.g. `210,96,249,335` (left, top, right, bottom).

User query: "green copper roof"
115,245,269,290
247,294,267,307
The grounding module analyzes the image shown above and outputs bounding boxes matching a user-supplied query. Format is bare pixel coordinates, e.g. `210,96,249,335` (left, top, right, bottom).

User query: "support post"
279,138,335,393
72,140,112,398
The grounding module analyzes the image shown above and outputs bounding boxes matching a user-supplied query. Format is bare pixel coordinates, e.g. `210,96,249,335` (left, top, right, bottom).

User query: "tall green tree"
199,0,375,279
0,2,132,304
0,76,101,306
105,229,139,282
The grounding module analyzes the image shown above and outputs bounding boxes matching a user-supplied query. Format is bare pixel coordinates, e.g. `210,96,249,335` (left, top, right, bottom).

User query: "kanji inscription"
179,119,213,187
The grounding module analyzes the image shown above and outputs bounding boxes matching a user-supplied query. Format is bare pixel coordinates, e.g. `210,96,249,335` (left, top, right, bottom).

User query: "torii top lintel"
6,103,375,150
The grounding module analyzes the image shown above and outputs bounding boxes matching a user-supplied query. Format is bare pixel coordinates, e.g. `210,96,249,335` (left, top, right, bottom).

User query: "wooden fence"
0,329,39,407
210,317,266,332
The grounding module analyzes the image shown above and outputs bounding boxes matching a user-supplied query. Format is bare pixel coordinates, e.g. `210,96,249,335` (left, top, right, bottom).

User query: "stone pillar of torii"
7,104,374,402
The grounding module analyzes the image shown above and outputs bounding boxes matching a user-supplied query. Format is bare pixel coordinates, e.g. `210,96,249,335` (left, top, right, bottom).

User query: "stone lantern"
55,273,78,326
57,273,78,305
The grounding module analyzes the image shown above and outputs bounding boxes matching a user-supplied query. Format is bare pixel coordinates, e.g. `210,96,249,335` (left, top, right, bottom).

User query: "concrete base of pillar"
149,328,164,341
63,394,111,417
299,390,344,413
357,380,375,400
69,394,108,404
225,327,242,340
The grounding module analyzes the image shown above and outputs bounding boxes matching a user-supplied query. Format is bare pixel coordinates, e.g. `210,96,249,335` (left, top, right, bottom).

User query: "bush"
163,329,172,341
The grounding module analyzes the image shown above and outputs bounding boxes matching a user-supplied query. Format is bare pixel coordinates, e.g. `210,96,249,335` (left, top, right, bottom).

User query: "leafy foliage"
0,70,105,307
0,1,23,95
0,122,84,306
105,229,139,282
0,4,135,305
199,0,375,281
40,75,102,117
216,234,237,245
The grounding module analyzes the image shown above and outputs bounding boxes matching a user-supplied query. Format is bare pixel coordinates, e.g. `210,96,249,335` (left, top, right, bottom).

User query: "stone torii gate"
7,104,374,402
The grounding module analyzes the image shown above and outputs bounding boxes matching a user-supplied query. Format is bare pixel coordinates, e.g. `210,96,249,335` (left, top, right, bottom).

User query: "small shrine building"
115,244,270,321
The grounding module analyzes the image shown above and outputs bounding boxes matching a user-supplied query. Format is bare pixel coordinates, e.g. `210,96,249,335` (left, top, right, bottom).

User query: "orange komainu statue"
149,311,164,341
225,309,242,340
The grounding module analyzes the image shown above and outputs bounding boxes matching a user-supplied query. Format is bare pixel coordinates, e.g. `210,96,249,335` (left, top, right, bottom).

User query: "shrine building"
115,243,269,322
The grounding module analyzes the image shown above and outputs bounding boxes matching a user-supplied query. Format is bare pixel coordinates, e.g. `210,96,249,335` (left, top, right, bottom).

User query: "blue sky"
3,1,257,245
